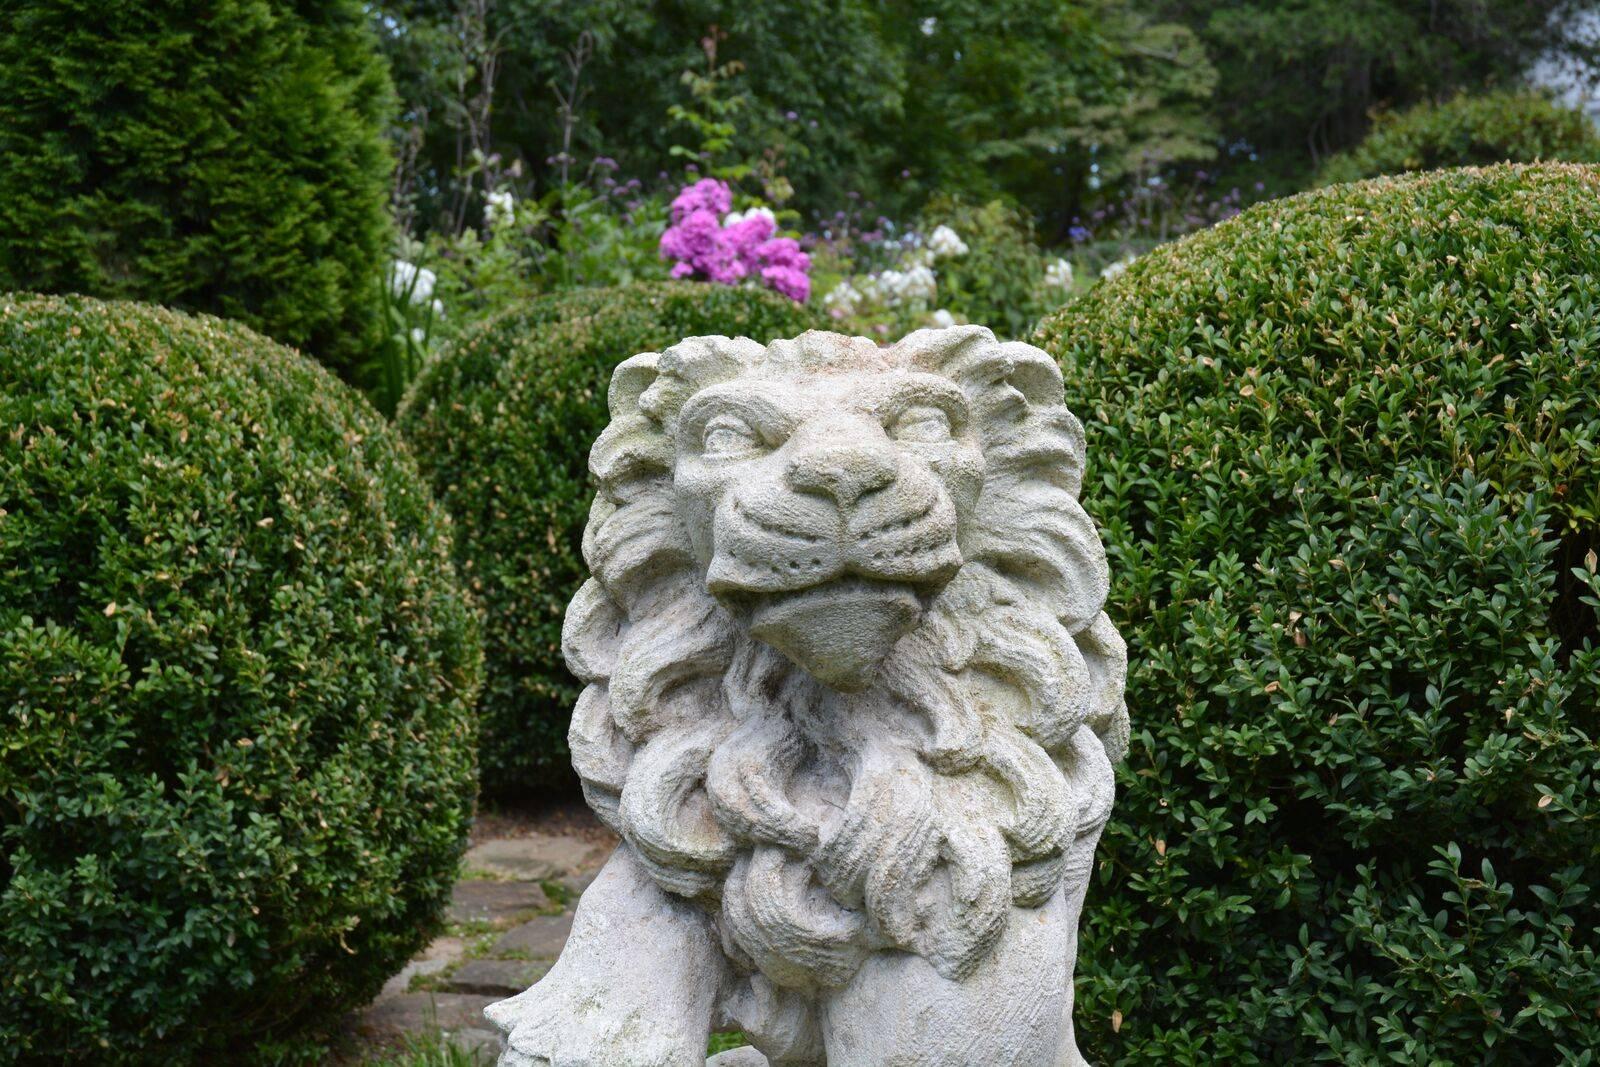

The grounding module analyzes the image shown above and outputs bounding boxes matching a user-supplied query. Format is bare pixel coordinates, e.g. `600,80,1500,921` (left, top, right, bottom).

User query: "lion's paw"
486,976,708,1067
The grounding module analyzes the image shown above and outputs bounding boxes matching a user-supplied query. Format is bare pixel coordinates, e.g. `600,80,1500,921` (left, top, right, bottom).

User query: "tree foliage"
0,0,395,379
1151,0,1597,178
373,0,1216,230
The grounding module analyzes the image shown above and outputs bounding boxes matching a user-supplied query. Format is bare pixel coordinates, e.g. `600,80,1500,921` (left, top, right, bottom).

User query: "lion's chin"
746,577,922,692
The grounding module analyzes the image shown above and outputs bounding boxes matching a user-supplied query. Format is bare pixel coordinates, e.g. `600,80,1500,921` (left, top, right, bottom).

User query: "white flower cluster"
930,308,957,328
820,225,966,316
724,206,777,228
484,188,516,229
1043,258,1075,290
1100,254,1138,282
927,224,969,259
390,260,437,304
865,264,937,307
824,279,863,314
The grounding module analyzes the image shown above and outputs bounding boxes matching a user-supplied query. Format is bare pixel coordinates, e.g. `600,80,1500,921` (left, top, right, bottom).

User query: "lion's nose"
786,444,897,506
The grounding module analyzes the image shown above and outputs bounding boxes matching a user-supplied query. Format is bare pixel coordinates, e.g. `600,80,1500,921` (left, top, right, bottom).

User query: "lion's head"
563,327,1127,998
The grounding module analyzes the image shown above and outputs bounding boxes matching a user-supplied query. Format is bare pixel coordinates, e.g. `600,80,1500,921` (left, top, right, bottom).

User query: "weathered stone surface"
448,879,551,925
706,1049,770,1067
443,958,552,997
487,328,1129,1067
489,912,574,960
463,834,611,882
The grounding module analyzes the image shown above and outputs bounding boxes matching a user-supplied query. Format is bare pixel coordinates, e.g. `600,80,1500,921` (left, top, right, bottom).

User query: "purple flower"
785,110,799,121
658,180,811,302
668,179,734,224
757,236,808,270
762,264,810,302
659,207,725,275
594,156,619,171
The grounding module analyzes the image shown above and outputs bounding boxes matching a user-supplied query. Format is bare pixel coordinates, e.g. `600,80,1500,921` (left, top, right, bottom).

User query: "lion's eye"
891,405,952,444
702,415,763,458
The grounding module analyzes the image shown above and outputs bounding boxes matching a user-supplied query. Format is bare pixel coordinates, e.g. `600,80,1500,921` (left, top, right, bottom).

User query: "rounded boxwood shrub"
0,0,395,380
0,295,482,1063
1318,90,1600,185
1035,164,1600,1063
399,282,821,795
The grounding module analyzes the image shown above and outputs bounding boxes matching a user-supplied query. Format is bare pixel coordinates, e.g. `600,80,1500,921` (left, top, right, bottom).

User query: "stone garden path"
344,803,617,1061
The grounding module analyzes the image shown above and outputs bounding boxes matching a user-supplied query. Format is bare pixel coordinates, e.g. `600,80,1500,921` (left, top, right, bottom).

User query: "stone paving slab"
463,833,611,881
490,911,574,959
448,879,551,925
351,818,612,1058
442,957,552,996
360,991,502,1038
379,935,465,997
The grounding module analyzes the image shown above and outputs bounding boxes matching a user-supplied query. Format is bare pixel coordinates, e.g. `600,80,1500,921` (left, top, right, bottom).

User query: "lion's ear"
644,335,766,428
608,352,661,419
996,341,1064,406
895,324,998,383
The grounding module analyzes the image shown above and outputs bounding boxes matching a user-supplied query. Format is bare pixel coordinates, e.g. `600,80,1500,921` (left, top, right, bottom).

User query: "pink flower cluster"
659,179,811,302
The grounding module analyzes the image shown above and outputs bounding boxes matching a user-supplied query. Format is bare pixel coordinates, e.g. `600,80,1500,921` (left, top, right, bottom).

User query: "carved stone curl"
486,326,1128,1066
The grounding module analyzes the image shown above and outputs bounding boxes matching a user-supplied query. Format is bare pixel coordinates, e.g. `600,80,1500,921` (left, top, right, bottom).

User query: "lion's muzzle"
704,432,964,690
705,438,963,596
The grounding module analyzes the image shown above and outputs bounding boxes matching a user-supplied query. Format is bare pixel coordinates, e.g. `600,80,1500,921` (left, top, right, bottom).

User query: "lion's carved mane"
562,327,1128,1003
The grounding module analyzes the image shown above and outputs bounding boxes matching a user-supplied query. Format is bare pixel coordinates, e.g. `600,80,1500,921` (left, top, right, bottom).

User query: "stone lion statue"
486,326,1128,1067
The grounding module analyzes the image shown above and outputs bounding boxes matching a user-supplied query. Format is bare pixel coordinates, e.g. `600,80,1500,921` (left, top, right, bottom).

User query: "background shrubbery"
1318,90,1600,184
398,282,820,795
1036,164,1600,1063
0,295,482,1062
0,0,394,379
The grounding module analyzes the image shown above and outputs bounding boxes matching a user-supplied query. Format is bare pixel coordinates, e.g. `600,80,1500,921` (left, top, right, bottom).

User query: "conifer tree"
0,1,394,379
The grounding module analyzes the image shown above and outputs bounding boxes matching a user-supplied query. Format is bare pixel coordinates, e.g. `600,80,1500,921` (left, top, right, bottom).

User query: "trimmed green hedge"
0,0,394,380
1318,90,1600,185
399,283,821,795
1036,164,1600,1063
0,295,482,1063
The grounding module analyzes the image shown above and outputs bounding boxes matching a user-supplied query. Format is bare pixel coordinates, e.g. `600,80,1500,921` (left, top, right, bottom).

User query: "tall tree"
0,0,394,379
375,0,904,228
883,0,1216,229
374,0,1215,230
1152,0,1600,176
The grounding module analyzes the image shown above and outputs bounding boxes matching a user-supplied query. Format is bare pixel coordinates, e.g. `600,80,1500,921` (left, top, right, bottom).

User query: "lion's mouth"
744,577,923,692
